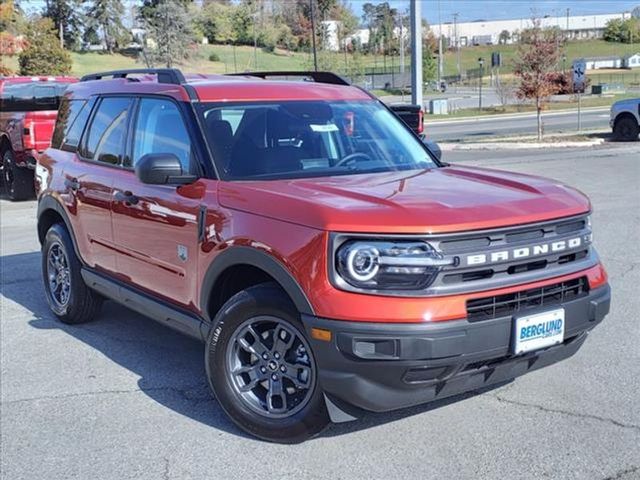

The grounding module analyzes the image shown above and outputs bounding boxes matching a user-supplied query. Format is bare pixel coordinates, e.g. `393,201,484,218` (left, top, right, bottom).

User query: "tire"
613,116,640,142
205,283,329,443
42,223,102,324
2,149,34,201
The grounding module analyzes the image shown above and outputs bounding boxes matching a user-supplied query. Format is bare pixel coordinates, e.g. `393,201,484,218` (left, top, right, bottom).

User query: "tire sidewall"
205,285,328,443
42,224,82,318
2,150,14,194
615,117,640,141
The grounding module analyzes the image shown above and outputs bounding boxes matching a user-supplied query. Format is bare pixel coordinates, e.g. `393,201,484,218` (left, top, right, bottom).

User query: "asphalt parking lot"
1,144,639,480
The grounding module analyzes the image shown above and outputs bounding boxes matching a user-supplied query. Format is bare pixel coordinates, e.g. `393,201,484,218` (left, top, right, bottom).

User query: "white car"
610,98,640,141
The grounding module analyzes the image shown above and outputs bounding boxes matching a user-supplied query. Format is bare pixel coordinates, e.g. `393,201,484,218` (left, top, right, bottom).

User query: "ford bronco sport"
1,76,77,200
36,69,610,443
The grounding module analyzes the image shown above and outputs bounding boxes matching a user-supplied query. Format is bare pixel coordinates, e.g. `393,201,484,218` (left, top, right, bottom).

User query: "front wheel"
613,117,640,141
205,283,329,443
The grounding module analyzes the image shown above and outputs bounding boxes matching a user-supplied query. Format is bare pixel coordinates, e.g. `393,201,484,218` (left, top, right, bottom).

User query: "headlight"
335,240,453,291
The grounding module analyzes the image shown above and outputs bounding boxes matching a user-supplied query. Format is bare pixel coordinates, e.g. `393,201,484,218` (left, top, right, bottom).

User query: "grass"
3,39,639,85
441,39,640,77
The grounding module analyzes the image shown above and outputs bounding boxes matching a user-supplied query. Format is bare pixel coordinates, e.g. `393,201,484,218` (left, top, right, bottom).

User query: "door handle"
114,190,139,206
64,177,80,192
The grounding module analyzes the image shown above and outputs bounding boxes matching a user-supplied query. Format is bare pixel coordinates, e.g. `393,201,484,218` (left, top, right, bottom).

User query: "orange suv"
36,69,610,443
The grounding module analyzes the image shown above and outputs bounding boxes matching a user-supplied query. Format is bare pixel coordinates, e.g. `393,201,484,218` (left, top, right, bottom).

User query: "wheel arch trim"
200,246,316,321
37,195,83,262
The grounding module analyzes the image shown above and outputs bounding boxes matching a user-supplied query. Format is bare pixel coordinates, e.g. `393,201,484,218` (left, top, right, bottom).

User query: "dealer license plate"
513,308,565,355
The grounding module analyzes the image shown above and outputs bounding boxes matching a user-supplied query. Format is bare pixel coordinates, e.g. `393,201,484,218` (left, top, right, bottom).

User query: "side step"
81,269,208,342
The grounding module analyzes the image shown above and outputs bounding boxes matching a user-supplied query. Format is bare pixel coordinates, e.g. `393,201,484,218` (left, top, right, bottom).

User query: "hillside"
3,40,638,82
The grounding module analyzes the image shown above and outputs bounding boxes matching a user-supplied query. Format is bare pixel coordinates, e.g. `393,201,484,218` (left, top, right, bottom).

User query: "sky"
19,0,640,26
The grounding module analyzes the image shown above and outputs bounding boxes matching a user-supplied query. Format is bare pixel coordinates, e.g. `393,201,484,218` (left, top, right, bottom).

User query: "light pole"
252,11,259,70
410,0,422,107
309,0,318,71
478,57,484,110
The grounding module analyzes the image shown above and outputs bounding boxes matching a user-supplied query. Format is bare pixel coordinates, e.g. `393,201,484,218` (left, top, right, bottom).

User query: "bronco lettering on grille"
466,237,583,266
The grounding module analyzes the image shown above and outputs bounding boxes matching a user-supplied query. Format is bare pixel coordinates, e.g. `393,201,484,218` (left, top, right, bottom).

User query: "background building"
431,12,632,47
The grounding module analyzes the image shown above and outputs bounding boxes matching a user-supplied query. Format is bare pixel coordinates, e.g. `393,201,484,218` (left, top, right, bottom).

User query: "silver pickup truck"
610,98,640,141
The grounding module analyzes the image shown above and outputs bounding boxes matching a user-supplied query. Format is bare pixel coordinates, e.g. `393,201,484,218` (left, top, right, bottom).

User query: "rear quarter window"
51,99,89,150
79,97,132,165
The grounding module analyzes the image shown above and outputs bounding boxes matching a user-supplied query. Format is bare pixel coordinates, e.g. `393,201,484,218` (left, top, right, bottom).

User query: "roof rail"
80,68,186,85
227,71,350,86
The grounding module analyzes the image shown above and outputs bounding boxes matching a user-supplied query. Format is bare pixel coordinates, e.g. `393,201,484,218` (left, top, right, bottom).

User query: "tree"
141,0,194,68
603,17,640,43
42,0,83,50
361,2,397,55
198,1,236,44
513,19,561,140
422,45,437,82
499,29,511,45
85,0,126,53
18,17,72,75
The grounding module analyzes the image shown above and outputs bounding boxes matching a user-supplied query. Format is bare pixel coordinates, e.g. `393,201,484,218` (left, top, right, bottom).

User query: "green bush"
18,18,72,75
208,52,221,62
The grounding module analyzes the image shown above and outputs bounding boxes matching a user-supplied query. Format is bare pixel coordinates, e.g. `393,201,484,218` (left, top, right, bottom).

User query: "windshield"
199,100,438,180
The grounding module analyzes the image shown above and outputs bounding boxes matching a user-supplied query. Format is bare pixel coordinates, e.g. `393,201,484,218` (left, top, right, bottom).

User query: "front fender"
200,245,315,322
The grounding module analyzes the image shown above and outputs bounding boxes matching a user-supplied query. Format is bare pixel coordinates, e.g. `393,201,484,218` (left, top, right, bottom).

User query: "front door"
111,97,206,309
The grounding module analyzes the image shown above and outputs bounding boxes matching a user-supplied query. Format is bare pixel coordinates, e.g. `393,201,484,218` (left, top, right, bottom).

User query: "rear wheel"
205,283,329,443
42,223,102,324
2,150,34,201
613,116,640,142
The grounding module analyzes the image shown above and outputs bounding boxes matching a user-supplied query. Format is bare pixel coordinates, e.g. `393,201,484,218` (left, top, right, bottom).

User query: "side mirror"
135,153,197,185
422,139,443,162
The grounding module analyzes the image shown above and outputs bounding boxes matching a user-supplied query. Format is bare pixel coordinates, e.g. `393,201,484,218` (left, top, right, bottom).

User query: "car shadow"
3,250,513,442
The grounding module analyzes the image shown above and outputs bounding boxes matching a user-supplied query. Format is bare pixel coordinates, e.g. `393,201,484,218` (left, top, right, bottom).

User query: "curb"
439,139,606,151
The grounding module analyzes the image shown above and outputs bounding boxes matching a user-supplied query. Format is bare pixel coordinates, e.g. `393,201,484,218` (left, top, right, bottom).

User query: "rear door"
111,97,206,308
63,96,134,272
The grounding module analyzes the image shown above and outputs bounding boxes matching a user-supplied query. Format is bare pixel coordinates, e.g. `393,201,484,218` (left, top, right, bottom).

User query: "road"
1,143,639,480
426,107,611,141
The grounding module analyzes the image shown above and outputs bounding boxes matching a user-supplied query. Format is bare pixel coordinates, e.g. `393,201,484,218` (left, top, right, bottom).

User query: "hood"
218,166,591,234
612,98,639,110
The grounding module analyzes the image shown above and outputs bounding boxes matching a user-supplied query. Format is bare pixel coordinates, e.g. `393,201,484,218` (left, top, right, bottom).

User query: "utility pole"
478,57,484,110
437,0,443,85
310,0,318,72
453,13,460,82
399,10,405,74
410,0,422,107
566,8,570,40
252,10,258,70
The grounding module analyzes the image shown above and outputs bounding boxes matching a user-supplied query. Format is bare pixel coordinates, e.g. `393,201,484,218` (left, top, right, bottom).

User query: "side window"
81,97,132,165
130,98,192,172
51,99,88,150
0,83,33,111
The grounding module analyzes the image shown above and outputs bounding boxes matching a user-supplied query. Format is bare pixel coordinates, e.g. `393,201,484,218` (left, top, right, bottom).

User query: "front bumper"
302,284,610,414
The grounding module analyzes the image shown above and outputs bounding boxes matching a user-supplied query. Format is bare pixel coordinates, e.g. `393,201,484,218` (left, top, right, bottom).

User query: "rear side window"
51,99,89,150
129,98,192,172
0,82,71,112
80,97,132,165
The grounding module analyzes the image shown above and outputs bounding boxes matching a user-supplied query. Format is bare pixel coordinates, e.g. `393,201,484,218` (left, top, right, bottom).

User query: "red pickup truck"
0,76,77,200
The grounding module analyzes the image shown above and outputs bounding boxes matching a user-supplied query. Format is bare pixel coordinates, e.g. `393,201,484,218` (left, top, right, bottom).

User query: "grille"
466,276,589,322
421,214,595,296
